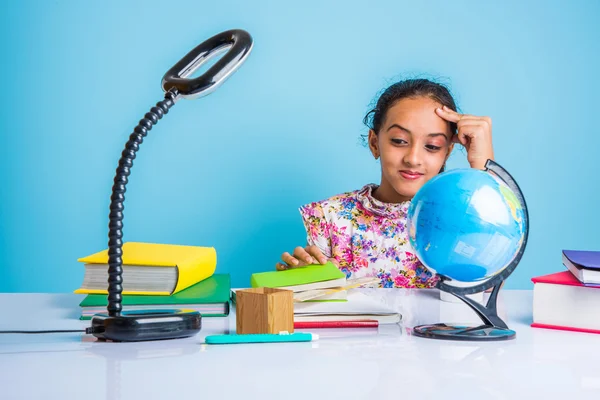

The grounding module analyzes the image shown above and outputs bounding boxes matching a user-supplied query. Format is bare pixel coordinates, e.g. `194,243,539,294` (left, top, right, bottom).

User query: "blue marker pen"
205,331,318,345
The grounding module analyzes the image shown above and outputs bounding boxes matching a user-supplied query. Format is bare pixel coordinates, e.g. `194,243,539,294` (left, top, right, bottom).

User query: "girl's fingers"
457,119,487,128
438,106,489,126
454,114,479,121
454,132,469,146
306,245,328,264
442,105,471,116
282,251,300,266
293,246,315,264
279,246,332,271
435,107,461,123
275,262,289,271
457,124,484,137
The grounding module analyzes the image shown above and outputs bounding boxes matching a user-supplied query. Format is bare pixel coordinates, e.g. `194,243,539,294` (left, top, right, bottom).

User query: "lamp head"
161,29,253,100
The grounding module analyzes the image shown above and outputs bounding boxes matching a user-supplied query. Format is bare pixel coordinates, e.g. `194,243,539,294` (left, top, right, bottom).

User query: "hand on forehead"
383,97,454,141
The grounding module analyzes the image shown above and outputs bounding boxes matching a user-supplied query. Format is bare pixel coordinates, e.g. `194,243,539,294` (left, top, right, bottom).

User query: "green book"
250,262,345,290
78,273,230,320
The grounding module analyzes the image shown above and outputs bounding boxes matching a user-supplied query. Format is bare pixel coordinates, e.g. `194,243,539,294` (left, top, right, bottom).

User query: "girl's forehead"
383,98,451,136
387,97,441,118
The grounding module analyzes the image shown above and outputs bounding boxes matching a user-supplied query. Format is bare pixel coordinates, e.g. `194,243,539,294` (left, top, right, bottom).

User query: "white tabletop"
0,289,598,400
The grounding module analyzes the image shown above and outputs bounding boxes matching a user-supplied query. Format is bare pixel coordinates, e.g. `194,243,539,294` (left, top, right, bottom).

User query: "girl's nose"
403,145,423,167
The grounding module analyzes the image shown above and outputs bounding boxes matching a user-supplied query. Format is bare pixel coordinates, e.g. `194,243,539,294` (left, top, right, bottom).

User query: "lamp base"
413,323,515,341
90,309,201,342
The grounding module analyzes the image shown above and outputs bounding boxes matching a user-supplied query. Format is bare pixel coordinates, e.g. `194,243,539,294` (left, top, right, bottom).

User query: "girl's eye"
426,144,441,151
391,139,407,145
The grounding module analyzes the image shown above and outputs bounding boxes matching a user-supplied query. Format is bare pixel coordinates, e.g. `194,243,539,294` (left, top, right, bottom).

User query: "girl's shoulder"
299,183,410,224
299,184,376,221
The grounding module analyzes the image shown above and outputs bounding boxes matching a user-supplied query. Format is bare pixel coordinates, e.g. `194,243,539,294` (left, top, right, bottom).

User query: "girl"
276,78,494,288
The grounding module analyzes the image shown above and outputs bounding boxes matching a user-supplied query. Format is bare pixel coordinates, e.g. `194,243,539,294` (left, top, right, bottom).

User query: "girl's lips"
399,170,423,180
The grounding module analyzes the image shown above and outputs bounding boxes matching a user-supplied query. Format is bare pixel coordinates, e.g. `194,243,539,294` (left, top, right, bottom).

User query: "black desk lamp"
89,29,253,342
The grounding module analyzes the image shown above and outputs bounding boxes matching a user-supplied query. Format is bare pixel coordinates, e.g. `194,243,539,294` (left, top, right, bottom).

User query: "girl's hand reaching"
435,105,494,170
276,245,337,270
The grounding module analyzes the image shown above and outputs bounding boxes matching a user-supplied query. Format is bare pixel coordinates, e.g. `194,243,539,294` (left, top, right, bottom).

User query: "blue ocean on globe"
407,168,527,282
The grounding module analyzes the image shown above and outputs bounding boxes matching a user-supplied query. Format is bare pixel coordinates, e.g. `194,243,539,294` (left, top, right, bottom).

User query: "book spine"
531,323,600,335
294,320,379,329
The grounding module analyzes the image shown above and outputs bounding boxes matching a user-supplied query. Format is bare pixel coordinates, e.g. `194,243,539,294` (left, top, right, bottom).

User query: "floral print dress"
299,184,438,288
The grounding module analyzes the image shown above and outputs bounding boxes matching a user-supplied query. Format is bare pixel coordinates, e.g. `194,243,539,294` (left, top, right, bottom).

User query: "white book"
294,313,400,324
301,290,347,301
532,271,600,334
293,290,401,324
230,287,347,303
277,277,347,292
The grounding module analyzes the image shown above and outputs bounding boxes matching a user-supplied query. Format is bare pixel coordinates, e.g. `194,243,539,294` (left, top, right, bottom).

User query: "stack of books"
249,262,349,302
74,242,230,319
239,262,397,324
531,249,600,334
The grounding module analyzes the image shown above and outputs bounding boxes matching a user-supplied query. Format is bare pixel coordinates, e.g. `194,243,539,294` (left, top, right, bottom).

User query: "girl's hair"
363,78,459,136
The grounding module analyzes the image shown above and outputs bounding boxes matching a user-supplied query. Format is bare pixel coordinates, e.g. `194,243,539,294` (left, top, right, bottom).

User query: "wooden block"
236,287,294,334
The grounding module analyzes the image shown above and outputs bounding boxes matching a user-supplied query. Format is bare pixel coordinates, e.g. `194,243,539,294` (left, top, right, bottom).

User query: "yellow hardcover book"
74,242,217,295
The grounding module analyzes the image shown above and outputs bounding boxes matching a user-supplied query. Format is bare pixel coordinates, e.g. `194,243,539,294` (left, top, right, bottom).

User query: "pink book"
531,270,596,287
530,323,600,335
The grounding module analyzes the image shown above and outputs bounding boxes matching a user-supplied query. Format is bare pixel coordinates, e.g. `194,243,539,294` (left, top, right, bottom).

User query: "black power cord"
0,327,102,334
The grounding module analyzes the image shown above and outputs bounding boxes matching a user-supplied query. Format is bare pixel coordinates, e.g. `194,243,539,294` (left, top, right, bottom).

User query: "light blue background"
1,0,598,292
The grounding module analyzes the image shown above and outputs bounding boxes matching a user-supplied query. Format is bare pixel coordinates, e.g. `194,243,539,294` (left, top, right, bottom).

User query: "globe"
406,167,527,283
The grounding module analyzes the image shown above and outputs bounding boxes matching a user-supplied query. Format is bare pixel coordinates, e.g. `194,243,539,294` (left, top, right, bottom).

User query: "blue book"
562,250,600,285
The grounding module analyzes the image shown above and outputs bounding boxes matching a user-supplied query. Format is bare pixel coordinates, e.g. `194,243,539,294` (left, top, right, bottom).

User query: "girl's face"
368,96,454,203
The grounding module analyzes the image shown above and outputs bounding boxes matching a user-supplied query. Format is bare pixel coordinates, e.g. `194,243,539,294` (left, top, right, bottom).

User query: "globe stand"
413,282,515,341
412,159,529,342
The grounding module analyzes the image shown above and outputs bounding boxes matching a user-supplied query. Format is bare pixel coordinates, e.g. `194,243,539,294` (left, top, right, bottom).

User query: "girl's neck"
372,180,411,204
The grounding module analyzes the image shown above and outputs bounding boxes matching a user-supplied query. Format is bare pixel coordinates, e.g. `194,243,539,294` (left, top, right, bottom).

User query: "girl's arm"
275,201,335,270
435,105,494,170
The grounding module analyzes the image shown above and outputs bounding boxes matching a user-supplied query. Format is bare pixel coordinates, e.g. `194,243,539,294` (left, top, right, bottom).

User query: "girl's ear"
440,143,454,173
445,142,455,163
368,129,379,159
